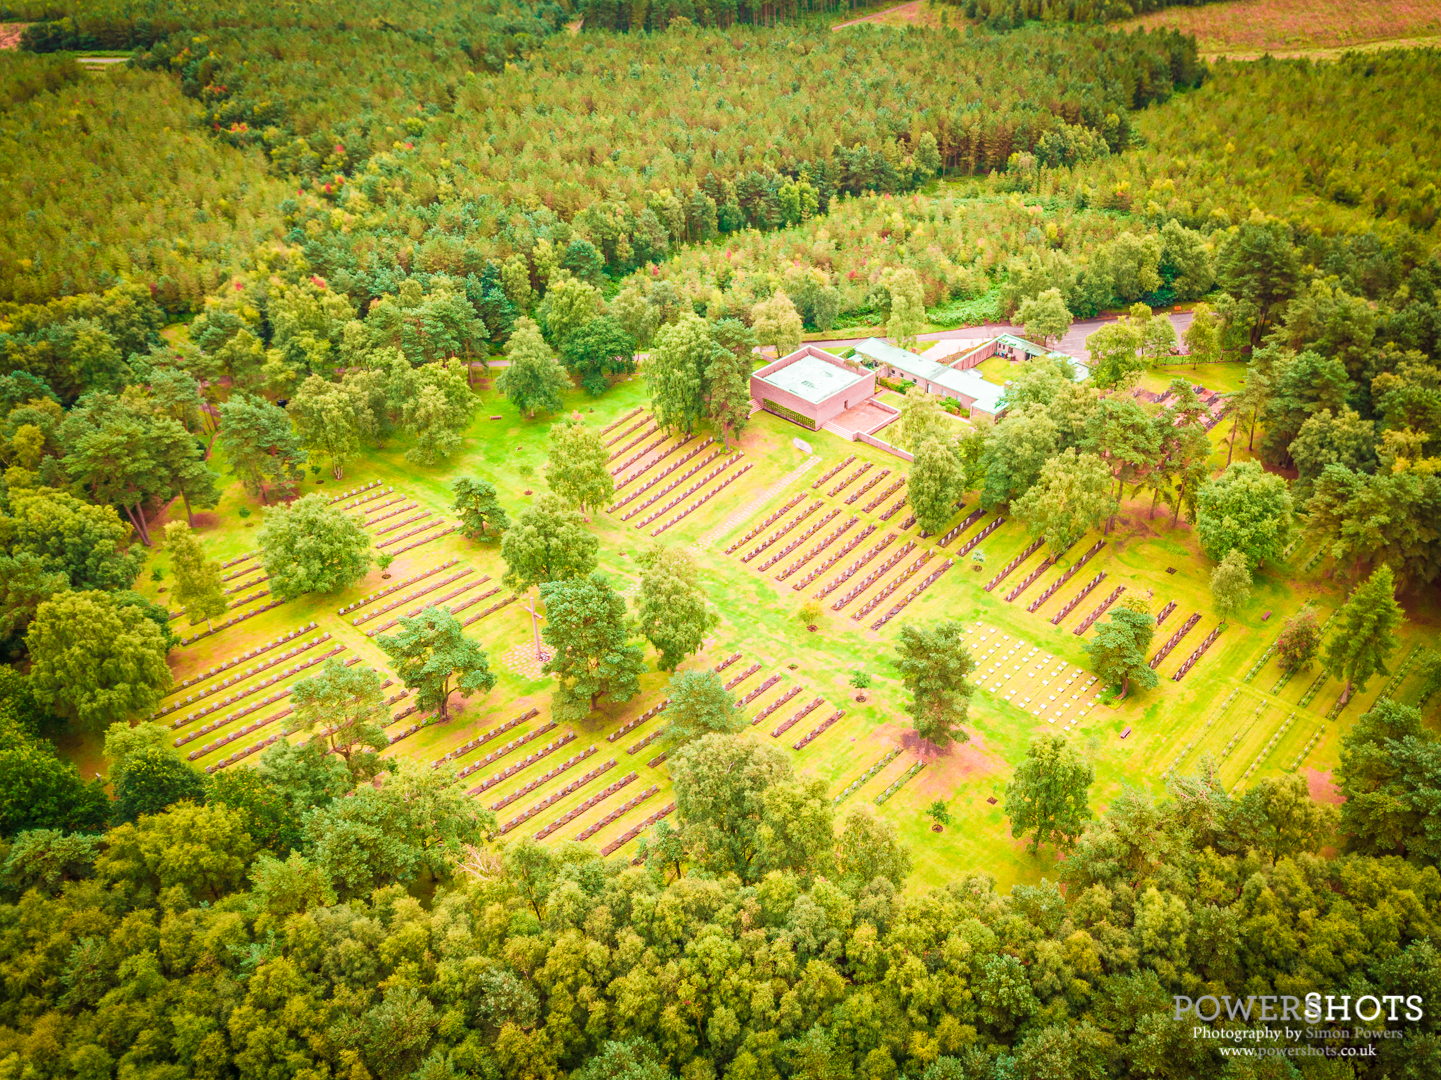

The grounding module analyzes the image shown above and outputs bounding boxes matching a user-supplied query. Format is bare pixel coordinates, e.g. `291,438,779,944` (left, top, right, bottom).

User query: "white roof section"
856,336,1087,415
757,353,866,405
933,366,1006,414
855,338,949,381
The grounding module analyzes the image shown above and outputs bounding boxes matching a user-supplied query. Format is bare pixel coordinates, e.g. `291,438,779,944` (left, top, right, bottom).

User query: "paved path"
807,311,1194,361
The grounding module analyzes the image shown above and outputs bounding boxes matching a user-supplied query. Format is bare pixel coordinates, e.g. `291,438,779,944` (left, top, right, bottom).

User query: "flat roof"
757,354,866,405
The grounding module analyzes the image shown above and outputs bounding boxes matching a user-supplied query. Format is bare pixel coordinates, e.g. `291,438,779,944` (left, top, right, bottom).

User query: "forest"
2,0,1441,1076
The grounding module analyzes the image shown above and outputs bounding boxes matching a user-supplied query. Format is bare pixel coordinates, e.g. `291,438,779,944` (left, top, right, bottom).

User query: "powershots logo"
1174,994,1424,1060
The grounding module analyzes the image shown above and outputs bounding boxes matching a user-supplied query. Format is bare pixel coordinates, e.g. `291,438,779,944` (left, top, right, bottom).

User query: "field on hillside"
111,359,1441,895
1121,0,1441,57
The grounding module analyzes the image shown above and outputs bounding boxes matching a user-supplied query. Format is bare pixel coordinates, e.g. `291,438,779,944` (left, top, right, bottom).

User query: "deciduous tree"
257,493,372,599
750,292,804,356
1006,733,1094,854
882,268,926,353
560,315,635,397
1276,607,1321,673
633,544,717,672
452,477,510,540
1195,461,1293,567
496,318,568,419
287,659,390,777
1209,548,1252,624
500,495,599,593
665,670,741,746
112,744,208,824
27,590,172,731
893,620,974,747
163,520,227,632
908,436,966,535
1017,287,1071,347
647,313,715,435
288,374,361,479
1012,447,1115,557
706,318,756,449
6,489,144,592
540,572,646,718
545,417,614,512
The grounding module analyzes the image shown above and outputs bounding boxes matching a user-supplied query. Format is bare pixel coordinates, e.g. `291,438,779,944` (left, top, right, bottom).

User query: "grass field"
103,362,1441,896
1119,0,1441,58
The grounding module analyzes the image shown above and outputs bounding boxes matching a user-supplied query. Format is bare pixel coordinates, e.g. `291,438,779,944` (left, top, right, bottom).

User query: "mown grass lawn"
107,362,1440,896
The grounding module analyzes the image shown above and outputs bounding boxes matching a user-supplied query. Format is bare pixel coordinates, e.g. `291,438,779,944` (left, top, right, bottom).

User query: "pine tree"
376,607,497,723
1083,597,1158,698
1323,564,1404,702
163,520,227,632
216,393,306,504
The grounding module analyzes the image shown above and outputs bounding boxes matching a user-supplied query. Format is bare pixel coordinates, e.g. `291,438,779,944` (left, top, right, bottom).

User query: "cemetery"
119,357,1439,893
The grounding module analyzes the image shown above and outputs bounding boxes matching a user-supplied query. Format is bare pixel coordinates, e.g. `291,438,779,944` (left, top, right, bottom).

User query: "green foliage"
163,520,227,629
1012,447,1115,558
0,71,287,310
1323,564,1404,699
496,317,569,419
452,476,510,540
894,386,951,454
545,417,614,512
216,393,307,503
377,607,497,722
893,620,974,748
111,744,207,824
1005,733,1094,855
924,800,952,827
540,572,646,719
1017,287,1071,348
0,51,84,110
26,590,171,731
664,670,740,747
1276,607,1321,674
500,494,599,593
908,437,967,536
0,704,108,836
5,488,144,593
1082,602,1157,698
256,492,373,599
1335,699,1441,864
633,544,718,673
287,658,390,778
1208,548,1252,624
668,732,831,883
302,758,494,898
1195,461,1293,568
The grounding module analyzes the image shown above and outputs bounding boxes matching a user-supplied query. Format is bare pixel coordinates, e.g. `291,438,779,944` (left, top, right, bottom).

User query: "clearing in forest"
1120,0,1441,58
